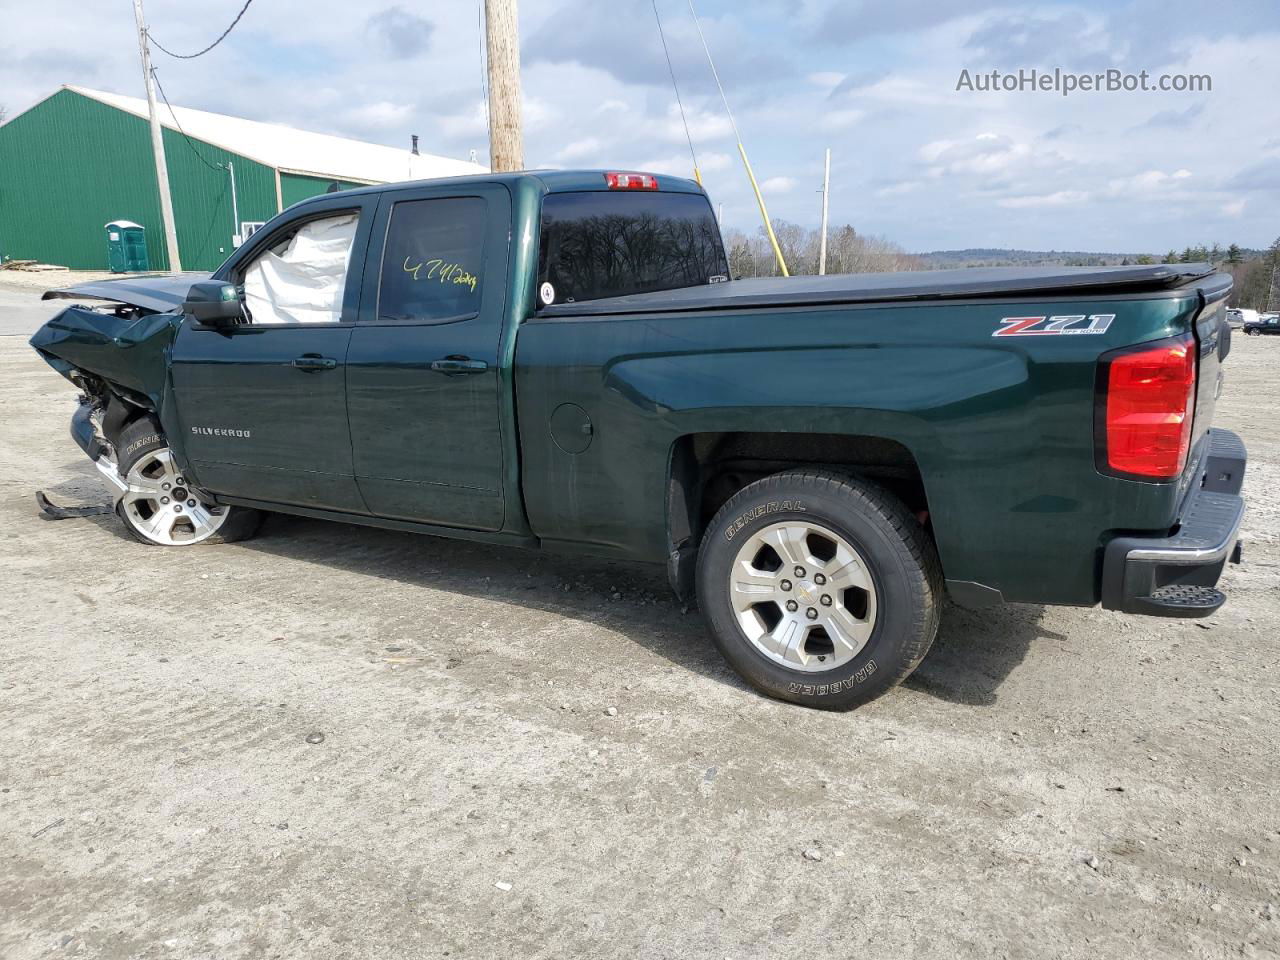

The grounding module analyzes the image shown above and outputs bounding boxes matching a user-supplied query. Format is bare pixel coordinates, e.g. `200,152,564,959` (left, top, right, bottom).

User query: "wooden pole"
132,0,182,271
818,147,830,276
484,0,524,172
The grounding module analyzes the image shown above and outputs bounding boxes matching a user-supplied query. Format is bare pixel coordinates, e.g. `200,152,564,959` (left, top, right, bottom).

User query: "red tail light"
604,171,659,190
1097,335,1196,479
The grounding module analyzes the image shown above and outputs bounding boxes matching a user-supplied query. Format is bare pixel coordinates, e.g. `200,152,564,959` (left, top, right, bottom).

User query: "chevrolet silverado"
29,170,1246,709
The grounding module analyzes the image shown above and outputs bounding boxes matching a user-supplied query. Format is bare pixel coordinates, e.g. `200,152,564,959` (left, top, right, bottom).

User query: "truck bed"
538,263,1216,317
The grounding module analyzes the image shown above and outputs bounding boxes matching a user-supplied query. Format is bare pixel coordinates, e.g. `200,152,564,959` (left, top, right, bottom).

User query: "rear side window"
537,191,728,305
377,196,486,324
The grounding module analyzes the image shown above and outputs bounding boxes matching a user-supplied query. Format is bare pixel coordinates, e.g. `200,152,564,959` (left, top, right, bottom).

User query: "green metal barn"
0,85,486,271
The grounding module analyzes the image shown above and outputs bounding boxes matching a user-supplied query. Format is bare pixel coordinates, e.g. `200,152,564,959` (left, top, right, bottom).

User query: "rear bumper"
1101,429,1246,618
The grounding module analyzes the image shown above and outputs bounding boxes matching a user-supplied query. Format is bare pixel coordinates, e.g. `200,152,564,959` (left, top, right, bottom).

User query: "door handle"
430,357,488,375
291,355,337,371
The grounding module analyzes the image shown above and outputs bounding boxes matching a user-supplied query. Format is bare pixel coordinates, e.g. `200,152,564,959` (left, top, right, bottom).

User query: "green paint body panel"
513,294,1202,605
28,171,1228,609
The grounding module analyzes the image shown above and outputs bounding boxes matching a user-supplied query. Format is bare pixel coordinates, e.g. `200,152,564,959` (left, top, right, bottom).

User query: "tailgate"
1190,275,1232,460
1178,273,1232,511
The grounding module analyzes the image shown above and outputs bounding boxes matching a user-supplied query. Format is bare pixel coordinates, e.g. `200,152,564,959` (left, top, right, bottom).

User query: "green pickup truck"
30,170,1246,710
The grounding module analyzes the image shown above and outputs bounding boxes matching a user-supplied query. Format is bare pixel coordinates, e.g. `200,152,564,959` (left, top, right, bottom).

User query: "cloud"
366,7,434,60
821,109,865,131
807,72,844,90
555,136,603,162
1227,161,1280,191
964,11,1117,71
1105,0,1278,68
525,1,790,92
998,190,1090,209
1134,102,1206,130
920,133,1032,177
698,151,733,173
1105,169,1192,196
827,71,889,100
815,0,1004,43
436,102,488,140
875,180,922,197
760,176,796,193
659,104,732,144
1041,123,1081,141
1222,199,1246,217
340,99,414,133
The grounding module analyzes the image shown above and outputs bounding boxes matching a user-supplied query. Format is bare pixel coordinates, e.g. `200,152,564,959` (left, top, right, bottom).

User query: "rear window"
536,190,728,306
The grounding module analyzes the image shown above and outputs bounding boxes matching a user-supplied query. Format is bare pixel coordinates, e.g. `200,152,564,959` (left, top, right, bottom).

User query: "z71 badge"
992,314,1115,337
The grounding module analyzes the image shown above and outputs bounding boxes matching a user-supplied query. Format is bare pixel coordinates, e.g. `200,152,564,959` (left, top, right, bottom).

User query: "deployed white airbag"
243,214,357,324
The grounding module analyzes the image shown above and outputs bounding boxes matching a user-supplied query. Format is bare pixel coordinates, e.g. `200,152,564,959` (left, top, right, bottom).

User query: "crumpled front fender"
29,305,181,409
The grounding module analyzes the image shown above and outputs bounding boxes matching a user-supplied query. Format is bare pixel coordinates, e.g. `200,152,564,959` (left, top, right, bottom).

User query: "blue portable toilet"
105,220,149,273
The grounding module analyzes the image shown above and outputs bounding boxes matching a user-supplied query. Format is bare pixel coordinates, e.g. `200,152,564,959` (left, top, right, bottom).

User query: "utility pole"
132,0,182,271
484,0,524,172
818,147,831,276
227,160,240,247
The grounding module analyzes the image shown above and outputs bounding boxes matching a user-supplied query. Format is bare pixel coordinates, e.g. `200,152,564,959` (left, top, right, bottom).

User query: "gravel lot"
0,279,91,338
1,320,1277,959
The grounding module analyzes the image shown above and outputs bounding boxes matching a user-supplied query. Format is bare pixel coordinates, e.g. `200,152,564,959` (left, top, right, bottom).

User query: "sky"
1,0,1277,253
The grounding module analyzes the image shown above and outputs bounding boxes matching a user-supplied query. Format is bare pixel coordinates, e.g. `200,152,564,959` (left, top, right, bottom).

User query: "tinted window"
378,197,485,324
537,191,728,305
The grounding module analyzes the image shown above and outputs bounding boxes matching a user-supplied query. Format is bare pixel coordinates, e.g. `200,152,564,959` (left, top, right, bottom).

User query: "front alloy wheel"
119,448,232,545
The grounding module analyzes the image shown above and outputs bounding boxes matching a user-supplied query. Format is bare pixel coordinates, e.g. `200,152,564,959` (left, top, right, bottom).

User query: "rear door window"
377,196,486,324
537,191,728,305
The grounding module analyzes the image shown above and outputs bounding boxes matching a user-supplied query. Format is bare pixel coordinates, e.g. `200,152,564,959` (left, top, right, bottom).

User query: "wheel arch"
665,430,936,602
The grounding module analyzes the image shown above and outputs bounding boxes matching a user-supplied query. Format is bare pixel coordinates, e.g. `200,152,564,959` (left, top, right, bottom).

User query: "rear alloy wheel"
697,469,942,710
728,520,877,672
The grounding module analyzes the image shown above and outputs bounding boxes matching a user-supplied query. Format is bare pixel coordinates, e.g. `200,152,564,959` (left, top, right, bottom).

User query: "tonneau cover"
538,262,1217,317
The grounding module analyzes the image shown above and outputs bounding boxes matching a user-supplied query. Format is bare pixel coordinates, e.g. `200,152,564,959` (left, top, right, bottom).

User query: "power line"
686,0,789,276
149,0,255,59
152,69,224,172
651,0,699,183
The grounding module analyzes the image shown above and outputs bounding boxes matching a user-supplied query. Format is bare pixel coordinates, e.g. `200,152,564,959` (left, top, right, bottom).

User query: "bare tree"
723,220,920,278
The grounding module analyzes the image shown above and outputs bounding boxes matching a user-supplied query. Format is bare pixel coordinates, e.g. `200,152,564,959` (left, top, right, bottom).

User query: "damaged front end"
29,275,203,502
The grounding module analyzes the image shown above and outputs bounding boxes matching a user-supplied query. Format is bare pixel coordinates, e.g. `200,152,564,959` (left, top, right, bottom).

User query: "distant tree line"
1149,239,1279,311
723,220,921,277
723,219,1278,311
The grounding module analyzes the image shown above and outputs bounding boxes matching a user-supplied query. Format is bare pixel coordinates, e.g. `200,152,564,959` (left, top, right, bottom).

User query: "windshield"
537,190,728,306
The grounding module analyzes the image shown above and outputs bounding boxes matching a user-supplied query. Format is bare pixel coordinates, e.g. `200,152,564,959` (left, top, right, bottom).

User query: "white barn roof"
62,84,487,185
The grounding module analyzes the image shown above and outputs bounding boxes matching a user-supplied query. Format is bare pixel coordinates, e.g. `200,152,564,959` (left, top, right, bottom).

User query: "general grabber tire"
114,418,262,547
697,469,942,710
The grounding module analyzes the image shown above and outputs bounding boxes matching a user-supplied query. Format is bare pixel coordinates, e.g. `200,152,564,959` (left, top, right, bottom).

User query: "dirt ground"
0,328,1276,960
0,270,117,290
